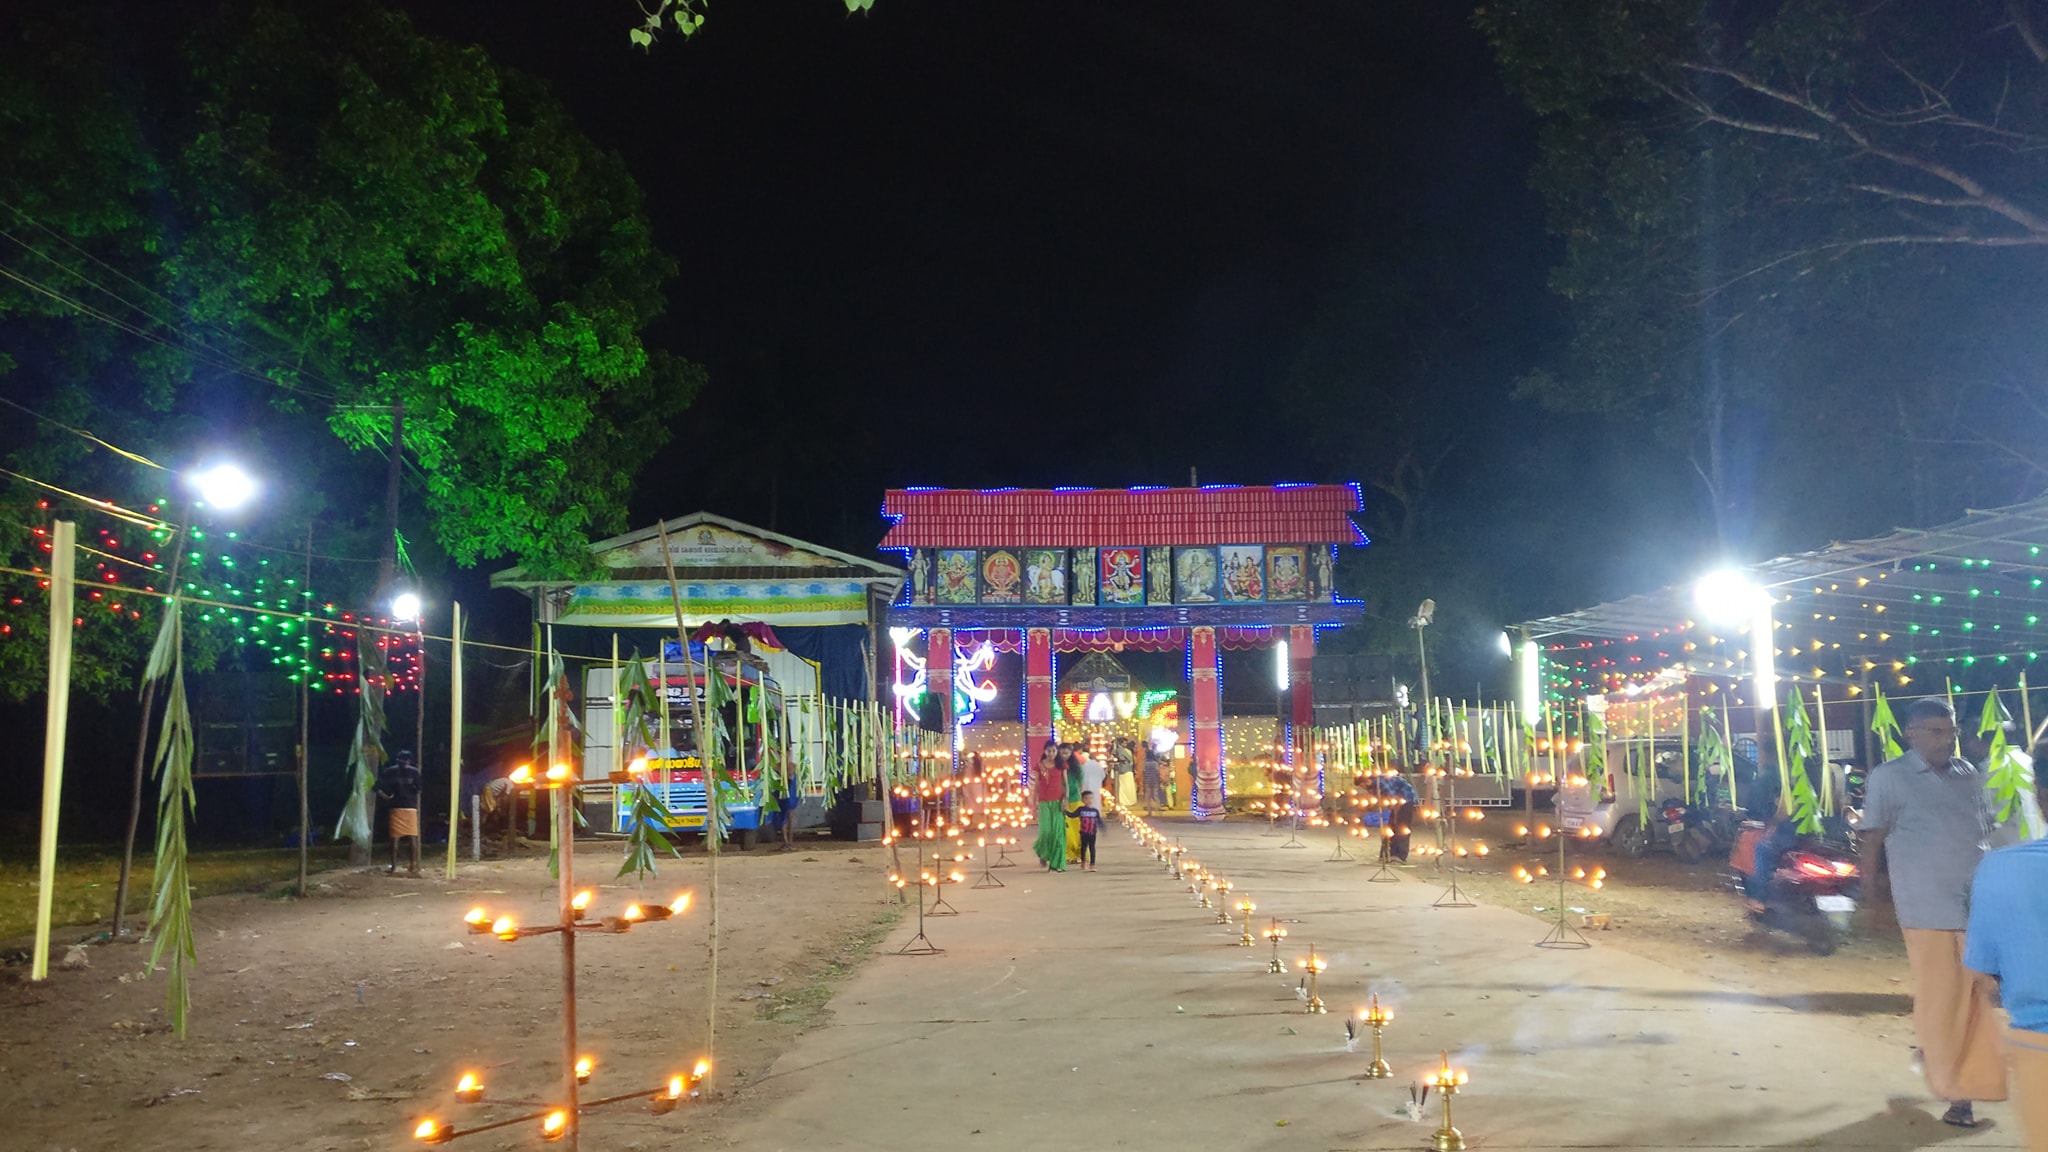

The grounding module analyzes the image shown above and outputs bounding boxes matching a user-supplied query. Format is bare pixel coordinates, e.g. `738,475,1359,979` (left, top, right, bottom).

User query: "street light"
1411,600,1435,760
188,462,258,510
1694,569,1776,712
391,591,423,622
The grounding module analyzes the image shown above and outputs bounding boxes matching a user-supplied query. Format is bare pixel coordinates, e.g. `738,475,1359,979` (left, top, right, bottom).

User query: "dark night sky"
394,0,1584,588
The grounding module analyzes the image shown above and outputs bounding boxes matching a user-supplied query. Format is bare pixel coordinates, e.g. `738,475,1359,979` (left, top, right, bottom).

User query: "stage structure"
879,485,1366,818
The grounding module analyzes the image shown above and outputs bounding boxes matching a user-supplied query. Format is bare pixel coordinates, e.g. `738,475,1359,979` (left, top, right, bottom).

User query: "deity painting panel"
1265,546,1307,602
1309,547,1336,602
908,550,933,605
1146,546,1174,604
1217,545,1265,602
980,549,1023,604
1022,549,1068,605
1099,547,1145,606
1069,549,1098,606
1173,547,1219,604
934,550,978,604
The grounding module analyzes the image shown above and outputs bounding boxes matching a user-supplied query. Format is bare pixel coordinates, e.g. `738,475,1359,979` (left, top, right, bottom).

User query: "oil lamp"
571,890,593,915
574,1056,594,1084
545,764,571,785
491,916,518,941
1212,880,1235,924
1296,943,1328,1014
540,1109,569,1142
1263,920,1288,973
1235,897,1257,945
454,1071,484,1104
1357,995,1392,1079
464,907,491,934
1423,1051,1469,1151
415,1118,454,1144
508,764,534,786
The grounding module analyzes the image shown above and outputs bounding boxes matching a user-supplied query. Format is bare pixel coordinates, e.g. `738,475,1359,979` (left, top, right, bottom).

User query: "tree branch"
2008,0,2048,65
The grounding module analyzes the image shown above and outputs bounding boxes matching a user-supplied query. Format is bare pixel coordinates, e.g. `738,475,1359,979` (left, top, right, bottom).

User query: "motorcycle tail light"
1792,855,1835,879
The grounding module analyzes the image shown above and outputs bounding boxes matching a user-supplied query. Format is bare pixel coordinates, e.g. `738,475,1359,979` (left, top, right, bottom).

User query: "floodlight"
189,462,257,510
1413,599,1436,627
391,591,423,621
1694,569,1763,625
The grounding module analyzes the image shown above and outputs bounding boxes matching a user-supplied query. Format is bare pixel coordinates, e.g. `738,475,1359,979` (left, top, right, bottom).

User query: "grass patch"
0,845,353,941
763,906,903,1029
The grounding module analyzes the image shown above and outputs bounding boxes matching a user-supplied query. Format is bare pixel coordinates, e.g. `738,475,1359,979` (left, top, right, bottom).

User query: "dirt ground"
0,835,898,1152
1368,806,1914,1009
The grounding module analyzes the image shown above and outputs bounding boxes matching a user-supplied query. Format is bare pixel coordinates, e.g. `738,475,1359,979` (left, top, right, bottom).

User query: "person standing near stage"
1032,742,1067,872
377,750,424,875
1862,697,2006,1128
1966,746,2048,1150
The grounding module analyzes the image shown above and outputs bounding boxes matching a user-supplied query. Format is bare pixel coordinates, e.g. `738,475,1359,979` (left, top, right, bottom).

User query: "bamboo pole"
297,523,312,898
32,521,76,982
652,519,717,1082
445,602,464,880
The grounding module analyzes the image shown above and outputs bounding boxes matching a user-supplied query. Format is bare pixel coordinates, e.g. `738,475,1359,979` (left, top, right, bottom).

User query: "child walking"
1068,791,1103,872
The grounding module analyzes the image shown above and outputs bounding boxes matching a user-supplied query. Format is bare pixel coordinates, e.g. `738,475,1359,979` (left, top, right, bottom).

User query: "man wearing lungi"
377,749,424,875
1862,698,2005,1128
1966,745,2048,1150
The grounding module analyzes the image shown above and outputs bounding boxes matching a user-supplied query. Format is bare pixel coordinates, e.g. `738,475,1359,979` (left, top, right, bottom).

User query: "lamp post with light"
1694,569,1781,792
1411,600,1435,767
112,462,259,939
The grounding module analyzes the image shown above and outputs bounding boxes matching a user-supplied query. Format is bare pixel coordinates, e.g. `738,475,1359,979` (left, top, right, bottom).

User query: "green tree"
1478,0,2048,549
0,0,699,694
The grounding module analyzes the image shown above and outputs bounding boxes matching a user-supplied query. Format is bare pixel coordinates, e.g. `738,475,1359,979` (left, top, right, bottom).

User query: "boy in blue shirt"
1964,752,2048,1149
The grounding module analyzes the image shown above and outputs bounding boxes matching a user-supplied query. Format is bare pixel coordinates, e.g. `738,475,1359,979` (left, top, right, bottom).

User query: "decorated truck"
585,643,786,849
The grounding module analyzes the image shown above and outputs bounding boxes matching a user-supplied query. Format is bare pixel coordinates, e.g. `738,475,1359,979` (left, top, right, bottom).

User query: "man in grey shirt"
1862,697,2006,1127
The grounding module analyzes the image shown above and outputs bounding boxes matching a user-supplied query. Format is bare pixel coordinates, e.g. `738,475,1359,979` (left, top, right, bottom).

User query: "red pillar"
1290,624,1315,787
1024,627,1052,786
1191,626,1224,819
928,628,952,772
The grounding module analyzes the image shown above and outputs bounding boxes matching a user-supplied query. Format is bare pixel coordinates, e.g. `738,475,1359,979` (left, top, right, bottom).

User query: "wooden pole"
32,520,76,981
556,767,579,1151
653,519,717,1083
445,601,464,880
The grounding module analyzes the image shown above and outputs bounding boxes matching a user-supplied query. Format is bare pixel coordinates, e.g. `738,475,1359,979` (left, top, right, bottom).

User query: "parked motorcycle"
1662,800,1738,865
1727,821,1860,955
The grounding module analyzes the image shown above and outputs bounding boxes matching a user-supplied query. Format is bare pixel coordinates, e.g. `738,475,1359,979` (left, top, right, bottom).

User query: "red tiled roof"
878,485,1365,549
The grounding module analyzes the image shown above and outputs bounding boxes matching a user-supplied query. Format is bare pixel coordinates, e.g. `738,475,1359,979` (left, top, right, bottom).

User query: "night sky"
394,0,1574,586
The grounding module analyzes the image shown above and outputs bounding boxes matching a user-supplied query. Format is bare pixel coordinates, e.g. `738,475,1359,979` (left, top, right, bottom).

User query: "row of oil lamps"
1108,796,1475,1152
415,886,707,1144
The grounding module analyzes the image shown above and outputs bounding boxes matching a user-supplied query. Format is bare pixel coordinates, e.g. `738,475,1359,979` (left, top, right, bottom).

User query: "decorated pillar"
1024,628,1052,786
1290,624,1316,791
928,628,952,775
1191,626,1224,819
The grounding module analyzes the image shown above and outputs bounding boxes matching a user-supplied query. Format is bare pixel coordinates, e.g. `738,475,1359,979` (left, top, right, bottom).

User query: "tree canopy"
1479,0,2048,552
0,0,697,697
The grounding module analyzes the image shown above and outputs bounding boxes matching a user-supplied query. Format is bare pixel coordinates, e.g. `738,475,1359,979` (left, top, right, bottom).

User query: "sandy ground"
693,812,2019,1152
0,836,898,1152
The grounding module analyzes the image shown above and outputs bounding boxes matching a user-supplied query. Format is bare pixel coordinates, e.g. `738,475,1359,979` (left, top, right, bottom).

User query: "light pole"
1410,599,1435,765
112,461,259,938
1695,568,1781,791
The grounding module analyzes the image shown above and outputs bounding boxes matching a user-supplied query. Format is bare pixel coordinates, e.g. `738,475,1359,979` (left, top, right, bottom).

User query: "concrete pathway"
707,815,2024,1150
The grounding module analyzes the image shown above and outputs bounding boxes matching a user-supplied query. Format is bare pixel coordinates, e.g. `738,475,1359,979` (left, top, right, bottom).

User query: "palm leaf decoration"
142,600,198,1036
1976,688,2034,828
615,653,679,884
1697,707,1731,805
335,633,387,849
1869,686,1905,761
1782,690,1822,834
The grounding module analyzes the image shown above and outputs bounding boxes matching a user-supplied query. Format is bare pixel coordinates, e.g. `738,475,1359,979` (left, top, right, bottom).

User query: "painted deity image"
1023,549,1068,604
981,549,1022,603
1070,549,1098,605
909,549,932,605
1100,547,1144,606
1147,546,1173,603
935,550,978,604
1174,547,1218,603
1266,546,1306,601
1218,545,1264,602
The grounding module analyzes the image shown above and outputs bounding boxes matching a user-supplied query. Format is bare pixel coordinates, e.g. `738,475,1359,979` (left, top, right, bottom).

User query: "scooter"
1728,821,1861,955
